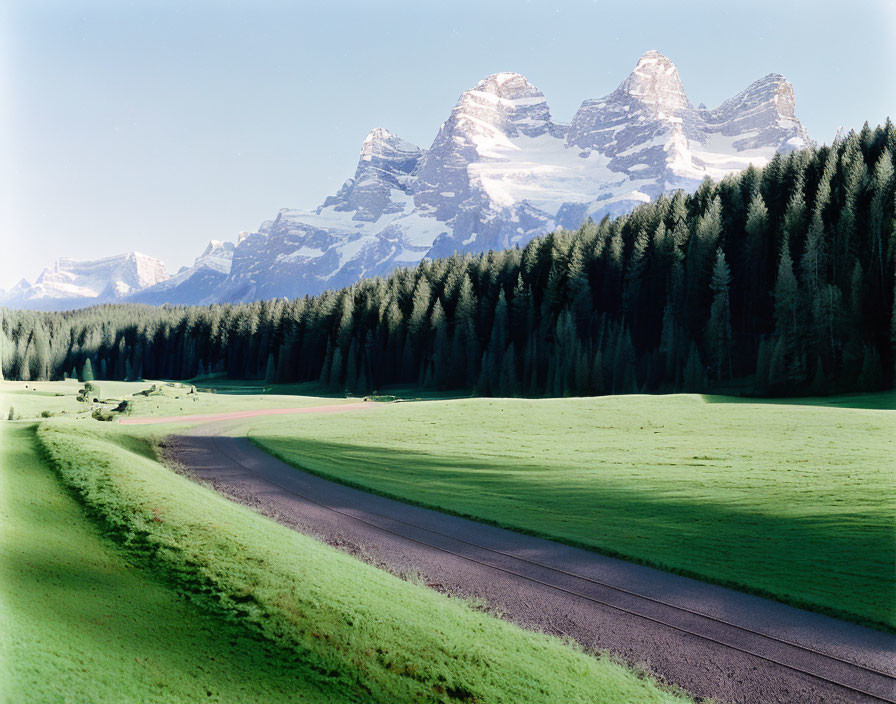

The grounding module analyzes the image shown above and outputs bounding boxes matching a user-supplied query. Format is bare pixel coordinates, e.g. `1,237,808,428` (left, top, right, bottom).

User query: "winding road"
131,405,896,704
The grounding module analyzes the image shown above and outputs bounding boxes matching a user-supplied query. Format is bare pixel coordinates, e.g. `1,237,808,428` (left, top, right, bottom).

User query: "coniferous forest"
3,124,895,397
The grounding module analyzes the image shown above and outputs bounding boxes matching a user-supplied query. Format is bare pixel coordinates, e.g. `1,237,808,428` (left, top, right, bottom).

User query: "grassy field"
245,392,896,630
2,389,690,704
0,379,355,422
0,379,123,419
0,423,351,703
6,380,892,703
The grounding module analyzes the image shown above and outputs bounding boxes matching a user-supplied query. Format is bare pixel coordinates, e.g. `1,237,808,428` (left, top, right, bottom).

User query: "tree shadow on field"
251,434,896,632
701,389,896,411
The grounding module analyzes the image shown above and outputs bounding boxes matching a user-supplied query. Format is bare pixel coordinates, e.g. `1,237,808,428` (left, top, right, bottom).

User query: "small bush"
91,408,115,422
40,410,53,418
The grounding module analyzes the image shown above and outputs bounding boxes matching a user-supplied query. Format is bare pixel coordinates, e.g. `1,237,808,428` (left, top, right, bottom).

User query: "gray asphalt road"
161,414,896,704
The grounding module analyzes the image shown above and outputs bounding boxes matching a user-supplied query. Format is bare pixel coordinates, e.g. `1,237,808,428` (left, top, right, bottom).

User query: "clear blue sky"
3,0,894,290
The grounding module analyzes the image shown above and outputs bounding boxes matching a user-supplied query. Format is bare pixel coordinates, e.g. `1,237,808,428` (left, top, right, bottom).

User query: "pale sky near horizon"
2,0,894,290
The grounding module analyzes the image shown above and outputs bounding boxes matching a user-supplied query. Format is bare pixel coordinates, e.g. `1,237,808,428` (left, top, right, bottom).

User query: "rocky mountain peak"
199,239,227,258
359,127,422,163
617,50,691,114
195,240,235,273
450,72,556,139
322,128,423,222
472,72,542,100
703,73,809,153
710,73,796,117
412,72,558,219
763,74,796,118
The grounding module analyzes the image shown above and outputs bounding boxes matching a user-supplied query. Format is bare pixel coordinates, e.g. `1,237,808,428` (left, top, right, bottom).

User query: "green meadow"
1,381,690,703
4,376,892,704
0,378,354,421
245,392,896,629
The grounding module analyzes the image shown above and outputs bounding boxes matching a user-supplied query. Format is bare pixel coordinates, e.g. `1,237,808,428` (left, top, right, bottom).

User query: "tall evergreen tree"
264,352,276,384
869,148,894,287
706,248,733,380
772,240,803,387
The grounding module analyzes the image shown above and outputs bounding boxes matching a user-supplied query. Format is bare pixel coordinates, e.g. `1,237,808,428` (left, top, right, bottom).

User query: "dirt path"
160,411,896,704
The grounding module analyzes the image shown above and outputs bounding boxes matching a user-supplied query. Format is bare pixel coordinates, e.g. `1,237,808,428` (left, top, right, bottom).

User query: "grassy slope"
30,418,689,704
246,392,896,629
0,423,349,703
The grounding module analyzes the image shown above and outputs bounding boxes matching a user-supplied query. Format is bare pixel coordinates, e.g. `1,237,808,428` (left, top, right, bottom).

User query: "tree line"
2,122,895,397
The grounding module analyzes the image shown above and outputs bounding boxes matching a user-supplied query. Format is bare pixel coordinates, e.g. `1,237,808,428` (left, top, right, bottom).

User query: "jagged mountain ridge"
127,240,235,305
207,50,809,303
6,51,811,309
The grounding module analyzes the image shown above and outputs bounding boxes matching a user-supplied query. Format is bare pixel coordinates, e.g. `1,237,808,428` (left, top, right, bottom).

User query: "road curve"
156,409,896,704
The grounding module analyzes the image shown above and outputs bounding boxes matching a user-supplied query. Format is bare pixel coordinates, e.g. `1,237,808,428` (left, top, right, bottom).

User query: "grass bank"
32,418,690,704
245,393,896,630
0,423,350,703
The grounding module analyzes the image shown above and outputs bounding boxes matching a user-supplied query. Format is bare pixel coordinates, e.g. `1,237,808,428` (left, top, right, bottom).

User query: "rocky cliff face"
9,51,812,309
324,128,423,222
700,73,808,152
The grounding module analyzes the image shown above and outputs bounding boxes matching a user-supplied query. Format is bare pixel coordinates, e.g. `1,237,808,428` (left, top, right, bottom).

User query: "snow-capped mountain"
199,50,809,302
8,51,811,309
3,252,169,310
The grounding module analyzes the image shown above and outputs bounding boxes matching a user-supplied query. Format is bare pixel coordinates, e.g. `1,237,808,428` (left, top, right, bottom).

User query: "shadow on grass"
701,389,896,411
4,542,346,701
249,434,896,632
8,426,347,703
